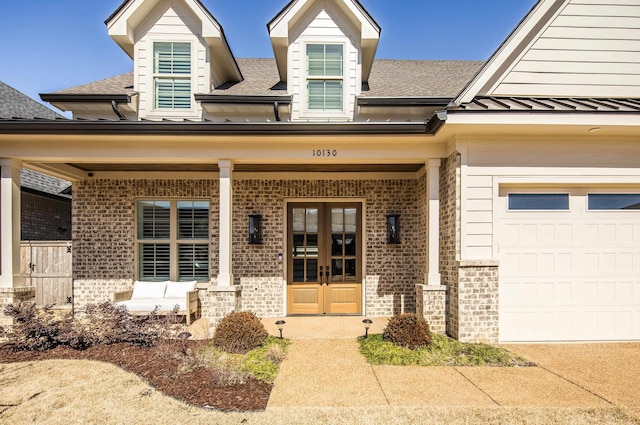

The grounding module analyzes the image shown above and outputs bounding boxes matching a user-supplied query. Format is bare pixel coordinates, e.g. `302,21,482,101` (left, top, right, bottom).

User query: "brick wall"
72,178,218,310
72,177,423,319
21,192,71,241
233,179,422,317
457,260,499,343
416,284,446,333
0,287,36,326
440,152,461,338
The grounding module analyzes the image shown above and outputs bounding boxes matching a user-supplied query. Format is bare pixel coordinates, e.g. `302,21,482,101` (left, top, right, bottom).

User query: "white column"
1,159,24,287
426,159,441,286
217,159,234,286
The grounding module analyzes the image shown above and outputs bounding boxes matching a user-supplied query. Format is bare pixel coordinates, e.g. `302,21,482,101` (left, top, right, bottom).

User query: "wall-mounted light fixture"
248,214,262,244
387,214,400,244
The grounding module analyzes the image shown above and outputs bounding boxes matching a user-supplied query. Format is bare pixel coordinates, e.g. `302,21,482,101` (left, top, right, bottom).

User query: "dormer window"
153,42,191,109
306,44,343,111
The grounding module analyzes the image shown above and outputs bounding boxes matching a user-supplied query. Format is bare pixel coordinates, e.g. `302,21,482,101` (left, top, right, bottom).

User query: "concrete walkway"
262,317,640,411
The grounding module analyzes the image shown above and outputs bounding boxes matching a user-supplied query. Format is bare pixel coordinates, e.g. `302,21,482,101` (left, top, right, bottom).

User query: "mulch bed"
0,341,272,411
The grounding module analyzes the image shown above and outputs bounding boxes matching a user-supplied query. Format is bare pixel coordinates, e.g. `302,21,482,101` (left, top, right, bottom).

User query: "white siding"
460,139,640,260
134,2,210,120
492,0,640,98
289,6,360,122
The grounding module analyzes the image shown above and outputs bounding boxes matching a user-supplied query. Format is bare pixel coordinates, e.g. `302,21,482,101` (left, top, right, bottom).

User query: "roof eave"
40,94,133,103
194,94,292,105
0,120,432,136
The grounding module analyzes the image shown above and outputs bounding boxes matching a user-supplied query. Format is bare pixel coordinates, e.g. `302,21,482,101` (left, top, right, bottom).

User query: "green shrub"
382,313,431,349
213,311,268,354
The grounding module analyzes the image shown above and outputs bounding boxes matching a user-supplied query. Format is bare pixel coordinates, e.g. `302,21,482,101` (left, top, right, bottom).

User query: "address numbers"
312,149,338,157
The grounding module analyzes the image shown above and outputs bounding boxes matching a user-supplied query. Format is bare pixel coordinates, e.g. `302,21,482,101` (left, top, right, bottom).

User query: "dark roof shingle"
0,81,66,119
52,59,483,99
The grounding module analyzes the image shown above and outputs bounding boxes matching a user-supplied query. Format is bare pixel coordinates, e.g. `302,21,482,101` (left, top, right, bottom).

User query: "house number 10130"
313,149,338,157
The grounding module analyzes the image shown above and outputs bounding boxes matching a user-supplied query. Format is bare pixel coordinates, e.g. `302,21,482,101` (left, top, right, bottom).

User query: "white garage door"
498,189,640,342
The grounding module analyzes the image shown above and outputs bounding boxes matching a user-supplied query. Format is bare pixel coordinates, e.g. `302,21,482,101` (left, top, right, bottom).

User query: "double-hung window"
306,44,343,111
137,200,209,282
153,42,191,109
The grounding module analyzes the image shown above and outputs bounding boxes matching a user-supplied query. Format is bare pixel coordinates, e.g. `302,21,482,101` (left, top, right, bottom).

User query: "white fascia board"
454,0,566,105
446,112,640,128
187,0,222,40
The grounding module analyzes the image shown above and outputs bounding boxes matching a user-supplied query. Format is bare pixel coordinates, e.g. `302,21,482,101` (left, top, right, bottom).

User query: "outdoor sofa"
113,280,199,325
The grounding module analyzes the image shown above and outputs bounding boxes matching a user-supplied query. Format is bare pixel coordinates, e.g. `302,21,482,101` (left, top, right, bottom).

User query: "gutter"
0,120,434,136
357,97,453,107
40,94,133,121
195,94,293,122
40,93,132,104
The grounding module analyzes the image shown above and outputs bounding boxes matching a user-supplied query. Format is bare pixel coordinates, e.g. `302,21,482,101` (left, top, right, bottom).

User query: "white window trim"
135,198,210,282
146,39,197,118
300,40,349,120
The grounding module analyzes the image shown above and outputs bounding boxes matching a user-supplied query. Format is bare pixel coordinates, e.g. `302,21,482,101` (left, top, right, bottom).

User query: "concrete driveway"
505,343,640,410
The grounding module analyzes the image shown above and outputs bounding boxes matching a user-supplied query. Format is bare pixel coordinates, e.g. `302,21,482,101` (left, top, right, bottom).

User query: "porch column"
426,159,441,285
0,159,24,287
217,159,234,286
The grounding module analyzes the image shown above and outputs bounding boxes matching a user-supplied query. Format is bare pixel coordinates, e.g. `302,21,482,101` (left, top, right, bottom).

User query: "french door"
287,202,362,315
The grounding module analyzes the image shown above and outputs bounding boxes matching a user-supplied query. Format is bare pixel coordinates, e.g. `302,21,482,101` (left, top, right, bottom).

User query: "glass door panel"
287,202,361,315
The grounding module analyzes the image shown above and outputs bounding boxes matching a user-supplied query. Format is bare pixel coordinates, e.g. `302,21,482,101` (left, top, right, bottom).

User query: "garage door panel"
499,189,640,342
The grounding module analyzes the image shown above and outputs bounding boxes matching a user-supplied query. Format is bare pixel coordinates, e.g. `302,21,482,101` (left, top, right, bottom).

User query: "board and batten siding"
492,0,640,97
135,1,210,120
289,7,360,121
459,138,640,260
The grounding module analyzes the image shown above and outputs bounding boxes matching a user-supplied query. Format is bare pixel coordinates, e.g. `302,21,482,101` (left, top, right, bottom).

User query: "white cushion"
116,298,187,312
116,299,167,312
164,281,197,299
130,281,167,300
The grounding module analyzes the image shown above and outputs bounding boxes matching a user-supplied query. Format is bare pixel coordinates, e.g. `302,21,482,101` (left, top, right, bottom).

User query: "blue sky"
0,0,537,110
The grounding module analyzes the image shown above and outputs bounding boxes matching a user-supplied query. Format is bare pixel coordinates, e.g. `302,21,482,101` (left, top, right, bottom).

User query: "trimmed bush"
213,311,268,354
382,313,431,349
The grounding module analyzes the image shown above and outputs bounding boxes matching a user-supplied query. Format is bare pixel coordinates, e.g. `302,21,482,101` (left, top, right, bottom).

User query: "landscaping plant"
382,313,432,349
1,302,178,351
213,310,269,354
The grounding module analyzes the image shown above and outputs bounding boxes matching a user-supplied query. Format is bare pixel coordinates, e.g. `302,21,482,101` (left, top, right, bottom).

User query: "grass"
3,360,639,425
359,333,534,367
197,336,291,384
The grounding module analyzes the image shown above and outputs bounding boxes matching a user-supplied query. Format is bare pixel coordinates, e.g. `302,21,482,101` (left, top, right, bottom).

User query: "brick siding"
21,192,71,241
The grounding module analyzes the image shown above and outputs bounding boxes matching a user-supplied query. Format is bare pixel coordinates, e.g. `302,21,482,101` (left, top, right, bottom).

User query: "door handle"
319,266,324,285
325,269,330,285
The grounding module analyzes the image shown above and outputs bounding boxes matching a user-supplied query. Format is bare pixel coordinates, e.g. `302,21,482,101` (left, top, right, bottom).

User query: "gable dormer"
268,0,380,121
106,0,242,120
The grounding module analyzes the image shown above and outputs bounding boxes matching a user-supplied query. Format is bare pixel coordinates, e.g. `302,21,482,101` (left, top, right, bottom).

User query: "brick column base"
0,287,36,327
456,260,499,344
416,284,446,334
200,285,241,332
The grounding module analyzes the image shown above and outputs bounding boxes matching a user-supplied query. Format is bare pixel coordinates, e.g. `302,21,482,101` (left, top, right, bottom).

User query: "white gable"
268,0,379,82
289,6,360,121
457,0,640,102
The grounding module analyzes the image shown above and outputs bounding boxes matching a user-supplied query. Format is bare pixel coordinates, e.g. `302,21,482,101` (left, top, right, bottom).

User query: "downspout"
111,100,127,121
273,101,281,122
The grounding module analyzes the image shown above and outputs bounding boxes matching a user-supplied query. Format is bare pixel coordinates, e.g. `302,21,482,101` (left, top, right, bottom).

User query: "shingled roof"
0,81,71,198
51,59,484,98
0,81,66,119
21,168,72,200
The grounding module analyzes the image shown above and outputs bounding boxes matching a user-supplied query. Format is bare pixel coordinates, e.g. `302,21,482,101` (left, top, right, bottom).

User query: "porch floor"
261,316,389,340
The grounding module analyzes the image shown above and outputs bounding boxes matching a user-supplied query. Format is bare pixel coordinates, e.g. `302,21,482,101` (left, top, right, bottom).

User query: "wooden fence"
20,241,72,308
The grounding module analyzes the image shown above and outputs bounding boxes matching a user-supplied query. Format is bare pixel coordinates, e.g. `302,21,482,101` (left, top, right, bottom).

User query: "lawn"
359,333,535,367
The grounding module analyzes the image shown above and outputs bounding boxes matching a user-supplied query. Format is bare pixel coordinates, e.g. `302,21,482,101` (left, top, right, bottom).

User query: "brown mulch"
0,341,272,412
